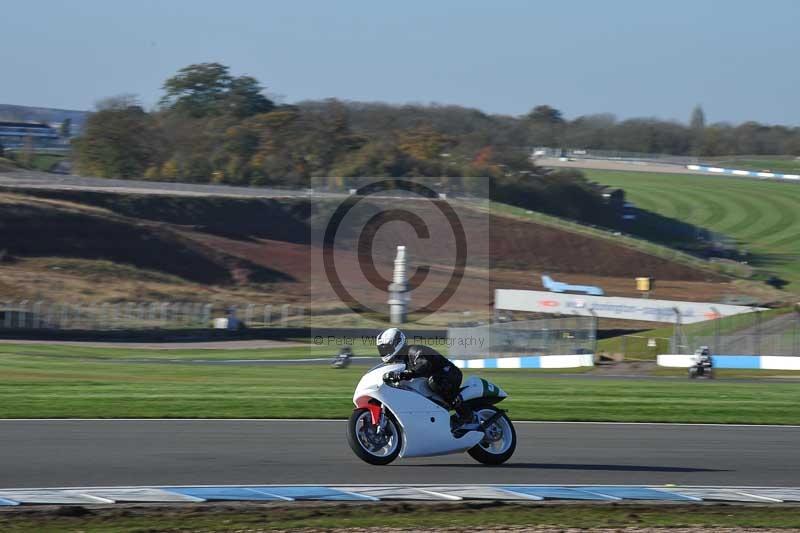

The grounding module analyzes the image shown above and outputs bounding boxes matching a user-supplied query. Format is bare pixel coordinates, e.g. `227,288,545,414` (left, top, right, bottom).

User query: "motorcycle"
331,347,353,369
347,362,516,465
688,363,714,379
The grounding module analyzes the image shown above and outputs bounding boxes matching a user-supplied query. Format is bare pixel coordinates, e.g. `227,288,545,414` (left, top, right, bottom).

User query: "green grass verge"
3,502,800,532
1,344,799,423
7,153,65,173
583,168,800,289
0,342,333,361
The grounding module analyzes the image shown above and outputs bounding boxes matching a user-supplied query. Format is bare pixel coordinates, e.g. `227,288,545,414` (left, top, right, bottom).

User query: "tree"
525,105,565,147
330,140,412,177
226,75,275,118
73,95,159,178
160,62,274,119
690,105,706,131
526,105,565,125
397,126,452,161
59,118,72,138
160,63,232,117
689,105,706,156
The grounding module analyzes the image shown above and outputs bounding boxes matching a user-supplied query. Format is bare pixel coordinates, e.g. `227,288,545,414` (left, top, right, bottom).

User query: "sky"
2,0,799,125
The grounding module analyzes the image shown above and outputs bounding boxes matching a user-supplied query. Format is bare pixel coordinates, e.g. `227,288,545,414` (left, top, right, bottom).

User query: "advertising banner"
495,289,762,324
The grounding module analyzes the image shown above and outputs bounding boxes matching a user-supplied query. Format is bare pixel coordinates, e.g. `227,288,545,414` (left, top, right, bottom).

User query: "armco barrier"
658,354,800,370
453,354,594,369
687,164,800,181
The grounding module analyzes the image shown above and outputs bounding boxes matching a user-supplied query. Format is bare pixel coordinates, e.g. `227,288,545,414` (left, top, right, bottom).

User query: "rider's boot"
452,395,479,432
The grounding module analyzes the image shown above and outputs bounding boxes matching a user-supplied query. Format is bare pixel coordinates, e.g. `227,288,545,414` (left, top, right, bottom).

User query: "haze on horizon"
1,0,798,125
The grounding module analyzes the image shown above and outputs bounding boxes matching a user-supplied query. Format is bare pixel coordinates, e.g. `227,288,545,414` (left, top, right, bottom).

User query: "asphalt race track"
1,420,798,488
0,169,312,198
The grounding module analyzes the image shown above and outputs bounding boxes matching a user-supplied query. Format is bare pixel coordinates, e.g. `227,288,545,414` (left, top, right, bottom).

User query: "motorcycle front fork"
375,405,388,434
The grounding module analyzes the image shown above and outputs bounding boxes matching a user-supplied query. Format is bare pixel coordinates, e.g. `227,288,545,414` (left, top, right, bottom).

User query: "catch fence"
611,310,800,359
447,316,596,359
0,300,307,331
672,310,800,357
531,147,697,166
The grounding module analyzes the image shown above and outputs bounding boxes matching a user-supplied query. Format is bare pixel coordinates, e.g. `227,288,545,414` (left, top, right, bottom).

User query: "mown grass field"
584,168,800,289
1,343,799,423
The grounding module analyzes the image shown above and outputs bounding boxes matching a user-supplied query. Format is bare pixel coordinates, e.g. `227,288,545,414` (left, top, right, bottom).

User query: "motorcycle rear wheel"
468,406,516,465
347,408,403,465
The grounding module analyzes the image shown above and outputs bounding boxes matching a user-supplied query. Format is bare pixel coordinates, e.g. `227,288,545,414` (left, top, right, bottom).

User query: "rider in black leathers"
377,328,474,425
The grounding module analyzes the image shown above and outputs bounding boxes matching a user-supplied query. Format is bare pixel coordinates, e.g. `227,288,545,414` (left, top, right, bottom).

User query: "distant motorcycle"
347,362,516,465
331,347,353,369
689,346,714,379
689,363,714,379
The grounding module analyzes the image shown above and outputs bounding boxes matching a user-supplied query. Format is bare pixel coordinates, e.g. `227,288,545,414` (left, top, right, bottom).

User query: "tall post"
794,305,800,357
281,304,290,327
18,300,28,328
388,245,409,325
160,302,169,327
672,307,682,353
101,303,110,330
589,309,598,355
203,304,213,327
32,301,42,329
753,308,762,357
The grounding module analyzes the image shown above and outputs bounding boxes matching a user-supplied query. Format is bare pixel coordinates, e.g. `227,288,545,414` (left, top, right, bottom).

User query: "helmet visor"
377,343,395,359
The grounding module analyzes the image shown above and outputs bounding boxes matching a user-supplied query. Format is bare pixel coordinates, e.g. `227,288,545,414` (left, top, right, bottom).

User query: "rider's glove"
383,370,412,383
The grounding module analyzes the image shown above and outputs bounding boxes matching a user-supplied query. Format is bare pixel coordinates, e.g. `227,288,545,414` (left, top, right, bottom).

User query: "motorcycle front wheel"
347,408,403,465
468,406,516,465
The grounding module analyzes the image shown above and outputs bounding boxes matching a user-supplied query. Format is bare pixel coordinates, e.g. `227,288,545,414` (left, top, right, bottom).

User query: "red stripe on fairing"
355,397,382,425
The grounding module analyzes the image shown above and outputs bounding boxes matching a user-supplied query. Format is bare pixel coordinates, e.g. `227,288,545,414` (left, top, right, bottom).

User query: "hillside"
0,189,779,314
583,168,800,290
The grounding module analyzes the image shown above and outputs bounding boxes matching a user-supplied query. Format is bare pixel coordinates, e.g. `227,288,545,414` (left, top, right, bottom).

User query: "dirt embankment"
0,193,292,286
0,189,758,305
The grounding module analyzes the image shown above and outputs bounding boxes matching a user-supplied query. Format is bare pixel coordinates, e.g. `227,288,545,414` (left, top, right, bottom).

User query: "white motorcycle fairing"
353,363,484,458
